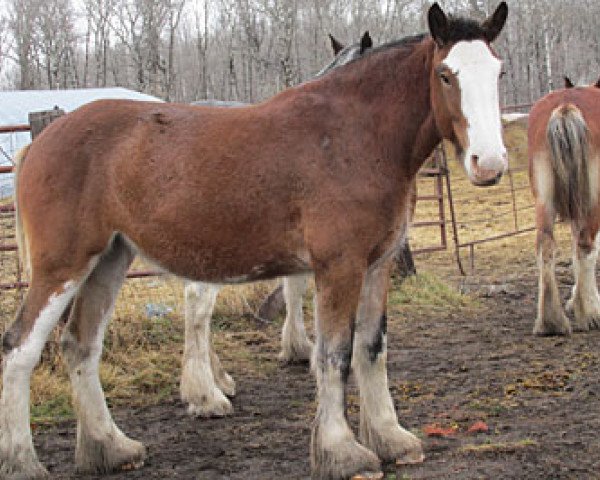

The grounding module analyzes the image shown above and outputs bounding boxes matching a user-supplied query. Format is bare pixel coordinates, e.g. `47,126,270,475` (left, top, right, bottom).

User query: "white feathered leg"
181,282,233,417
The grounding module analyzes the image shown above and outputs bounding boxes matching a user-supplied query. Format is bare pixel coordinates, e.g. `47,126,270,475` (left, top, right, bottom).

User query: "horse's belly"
128,231,312,284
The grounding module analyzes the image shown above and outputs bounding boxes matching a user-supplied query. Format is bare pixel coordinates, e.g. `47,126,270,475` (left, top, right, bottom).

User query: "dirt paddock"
31,241,600,480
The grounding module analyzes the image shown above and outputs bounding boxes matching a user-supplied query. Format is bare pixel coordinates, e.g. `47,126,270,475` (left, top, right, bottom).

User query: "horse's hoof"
573,313,600,332
0,459,49,480
533,313,571,336
360,418,424,466
187,393,234,418
215,373,236,398
311,423,381,480
278,340,313,364
75,428,146,474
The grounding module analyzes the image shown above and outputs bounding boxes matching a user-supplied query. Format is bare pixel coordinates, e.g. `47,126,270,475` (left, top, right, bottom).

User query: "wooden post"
28,106,65,139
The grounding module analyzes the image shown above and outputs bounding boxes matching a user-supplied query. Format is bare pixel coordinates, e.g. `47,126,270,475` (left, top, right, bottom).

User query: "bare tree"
36,0,78,89
7,0,41,89
2,0,600,106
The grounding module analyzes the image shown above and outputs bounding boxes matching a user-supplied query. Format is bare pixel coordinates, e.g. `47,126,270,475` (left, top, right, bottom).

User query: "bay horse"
182,32,375,418
529,76,600,335
1,3,508,479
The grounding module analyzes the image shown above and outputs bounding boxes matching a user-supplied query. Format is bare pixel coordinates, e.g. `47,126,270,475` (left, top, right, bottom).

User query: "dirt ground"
31,244,600,480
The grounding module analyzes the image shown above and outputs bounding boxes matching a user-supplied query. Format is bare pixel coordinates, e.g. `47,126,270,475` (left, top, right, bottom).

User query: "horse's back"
17,98,325,281
16,92,402,283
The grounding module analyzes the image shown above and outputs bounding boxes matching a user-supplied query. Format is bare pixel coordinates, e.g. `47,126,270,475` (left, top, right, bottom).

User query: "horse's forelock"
442,17,488,44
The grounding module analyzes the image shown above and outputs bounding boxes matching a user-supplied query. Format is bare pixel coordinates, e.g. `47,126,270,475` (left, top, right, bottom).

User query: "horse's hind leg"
353,261,423,465
566,223,600,331
60,235,145,473
533,202,571,335
279,274,313,363
180,282,233,417
1,273,83,478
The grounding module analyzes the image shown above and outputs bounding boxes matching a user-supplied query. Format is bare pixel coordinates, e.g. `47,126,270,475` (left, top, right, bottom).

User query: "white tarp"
0,87,161,197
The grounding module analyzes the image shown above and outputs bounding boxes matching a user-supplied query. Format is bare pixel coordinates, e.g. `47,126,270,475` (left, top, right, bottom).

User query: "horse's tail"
13,144,31,278
546,103,592,221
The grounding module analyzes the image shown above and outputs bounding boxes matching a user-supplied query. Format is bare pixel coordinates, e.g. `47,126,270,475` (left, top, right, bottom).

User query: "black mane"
370,33,428,55
331,33,426,72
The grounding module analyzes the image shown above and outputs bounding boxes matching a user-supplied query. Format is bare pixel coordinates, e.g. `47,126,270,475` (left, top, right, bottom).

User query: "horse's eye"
499,70,506,79
440,73,451,85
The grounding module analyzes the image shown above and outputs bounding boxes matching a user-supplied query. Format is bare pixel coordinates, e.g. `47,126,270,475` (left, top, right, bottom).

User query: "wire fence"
444,104,535,273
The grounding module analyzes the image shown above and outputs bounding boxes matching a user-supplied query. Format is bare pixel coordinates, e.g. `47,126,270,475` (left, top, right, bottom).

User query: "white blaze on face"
444,40,507,183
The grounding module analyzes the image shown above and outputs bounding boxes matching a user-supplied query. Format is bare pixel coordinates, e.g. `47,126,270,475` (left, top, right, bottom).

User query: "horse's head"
317,31,373,77
428,2,508,187
562,76,600,89
329,31,372,58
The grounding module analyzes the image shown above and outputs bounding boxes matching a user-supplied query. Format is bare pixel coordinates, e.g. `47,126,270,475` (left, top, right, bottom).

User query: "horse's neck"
320,39,441,177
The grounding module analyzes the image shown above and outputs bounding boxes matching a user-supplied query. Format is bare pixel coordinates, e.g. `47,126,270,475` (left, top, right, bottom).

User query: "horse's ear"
564,76,574,88
329,34,344,55
428,3,449,48
360,31,373,54
595,76,600,89
481,1,508,43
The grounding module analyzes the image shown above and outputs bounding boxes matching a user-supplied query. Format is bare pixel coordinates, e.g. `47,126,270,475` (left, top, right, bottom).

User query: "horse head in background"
563,75,600,89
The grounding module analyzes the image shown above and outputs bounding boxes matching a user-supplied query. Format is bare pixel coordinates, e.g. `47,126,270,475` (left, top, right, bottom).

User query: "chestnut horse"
529,76,600,335
182,32,375,418
1,3,508,479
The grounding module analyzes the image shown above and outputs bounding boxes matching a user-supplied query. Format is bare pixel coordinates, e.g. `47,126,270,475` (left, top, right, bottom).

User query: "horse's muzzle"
472,171,503,187
470,153,506,187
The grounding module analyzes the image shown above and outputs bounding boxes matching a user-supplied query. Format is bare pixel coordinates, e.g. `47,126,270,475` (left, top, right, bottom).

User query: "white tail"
13,145,31,278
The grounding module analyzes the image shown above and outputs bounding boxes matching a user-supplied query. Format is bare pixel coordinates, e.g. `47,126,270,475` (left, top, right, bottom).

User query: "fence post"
440,144,466,275
28,106,65,139
12,107,66,292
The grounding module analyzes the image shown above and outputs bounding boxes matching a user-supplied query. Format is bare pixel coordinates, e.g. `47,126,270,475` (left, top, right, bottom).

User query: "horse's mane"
368,33,428,56
313,15,485,80
330,33,427,74
322,16,487,76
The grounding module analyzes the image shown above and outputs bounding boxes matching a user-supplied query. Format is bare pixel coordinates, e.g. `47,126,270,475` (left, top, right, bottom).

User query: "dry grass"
457,439,538,456
0,118,576,424
411,118,574,281
411,119,534,253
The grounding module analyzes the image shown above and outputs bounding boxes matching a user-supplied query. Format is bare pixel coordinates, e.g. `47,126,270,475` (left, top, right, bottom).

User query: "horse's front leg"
353,260,423,465
180,282,234,417
534,202,571,335
311,261,380,480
